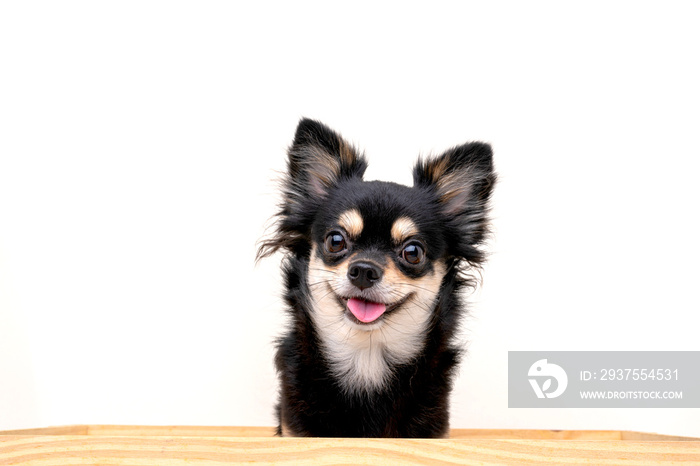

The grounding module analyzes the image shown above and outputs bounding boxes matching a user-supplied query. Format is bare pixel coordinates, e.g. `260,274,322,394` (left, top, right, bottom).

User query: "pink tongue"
347,298,387,323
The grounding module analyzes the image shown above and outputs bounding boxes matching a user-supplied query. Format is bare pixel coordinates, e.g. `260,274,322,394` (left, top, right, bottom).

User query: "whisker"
307,279,332,288
397,282,439,294
379,319,416,336
318,316,348,332
316,287,338,303
340,325,355,345
309,267,338,275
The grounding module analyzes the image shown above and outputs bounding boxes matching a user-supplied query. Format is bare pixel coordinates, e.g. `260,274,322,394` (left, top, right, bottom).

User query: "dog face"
259,119,495,393
309,182,447,327
306,182,449,392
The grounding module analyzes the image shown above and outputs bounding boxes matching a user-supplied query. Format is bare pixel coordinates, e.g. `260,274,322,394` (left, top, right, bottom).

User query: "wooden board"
1,426,698,465
2,425,697,440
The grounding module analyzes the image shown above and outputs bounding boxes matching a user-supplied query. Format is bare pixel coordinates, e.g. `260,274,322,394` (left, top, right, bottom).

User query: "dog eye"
402,243,424,265
325,232,347,254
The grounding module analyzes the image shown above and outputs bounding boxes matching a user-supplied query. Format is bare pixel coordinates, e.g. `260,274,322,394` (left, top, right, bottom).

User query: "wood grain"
1,426,698,465
1,435,699,465
86,425,276,437
1,425,695,440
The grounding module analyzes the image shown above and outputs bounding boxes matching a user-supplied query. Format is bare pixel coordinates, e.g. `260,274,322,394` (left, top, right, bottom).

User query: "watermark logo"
528,359,568,399
510,351,698,408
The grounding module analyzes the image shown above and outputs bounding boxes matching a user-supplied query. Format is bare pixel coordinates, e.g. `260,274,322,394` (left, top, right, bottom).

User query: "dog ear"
257,119,367,259
413,142,496,263
287,118,367,202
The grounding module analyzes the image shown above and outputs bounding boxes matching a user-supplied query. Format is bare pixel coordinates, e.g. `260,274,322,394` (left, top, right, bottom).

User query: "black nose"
347,261,383,290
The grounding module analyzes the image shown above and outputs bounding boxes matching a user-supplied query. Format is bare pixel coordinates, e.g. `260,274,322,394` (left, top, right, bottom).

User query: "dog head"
259,118,495,391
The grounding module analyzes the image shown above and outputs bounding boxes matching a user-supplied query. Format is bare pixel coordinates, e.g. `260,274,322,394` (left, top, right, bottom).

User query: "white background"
1,1,699,436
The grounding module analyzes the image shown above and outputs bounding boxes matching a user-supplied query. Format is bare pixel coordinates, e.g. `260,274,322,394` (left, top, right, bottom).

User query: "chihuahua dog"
257,119,495,437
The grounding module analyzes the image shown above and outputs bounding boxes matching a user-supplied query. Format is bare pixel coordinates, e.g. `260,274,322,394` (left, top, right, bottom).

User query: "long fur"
258,118,495,437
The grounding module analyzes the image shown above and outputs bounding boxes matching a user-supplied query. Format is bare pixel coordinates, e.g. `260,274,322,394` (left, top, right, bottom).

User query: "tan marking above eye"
338,209,364,239
391,217,419,244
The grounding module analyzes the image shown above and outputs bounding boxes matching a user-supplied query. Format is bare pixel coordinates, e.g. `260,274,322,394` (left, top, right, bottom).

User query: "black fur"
258,118,495,437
